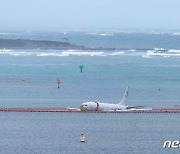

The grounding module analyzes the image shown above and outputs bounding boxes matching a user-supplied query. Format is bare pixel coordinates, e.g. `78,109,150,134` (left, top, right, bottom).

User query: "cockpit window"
84,105,88,106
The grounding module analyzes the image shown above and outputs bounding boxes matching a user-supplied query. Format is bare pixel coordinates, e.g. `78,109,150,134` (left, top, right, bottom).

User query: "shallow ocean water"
1,55,180,108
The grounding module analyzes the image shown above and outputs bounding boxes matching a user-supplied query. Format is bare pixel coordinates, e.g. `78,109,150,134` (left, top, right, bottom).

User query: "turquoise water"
0,55,180,108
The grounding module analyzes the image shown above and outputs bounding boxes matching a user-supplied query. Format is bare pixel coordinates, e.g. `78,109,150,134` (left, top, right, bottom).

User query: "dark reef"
1,38,153,51
0,39,86,49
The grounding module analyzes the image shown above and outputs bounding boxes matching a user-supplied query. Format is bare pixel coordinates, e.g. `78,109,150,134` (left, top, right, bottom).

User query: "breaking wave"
1,48,180,58
0,49,124,57
143,49,180,58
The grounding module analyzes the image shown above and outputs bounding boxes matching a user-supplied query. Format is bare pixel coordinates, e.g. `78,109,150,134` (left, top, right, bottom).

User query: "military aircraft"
80,85,145,111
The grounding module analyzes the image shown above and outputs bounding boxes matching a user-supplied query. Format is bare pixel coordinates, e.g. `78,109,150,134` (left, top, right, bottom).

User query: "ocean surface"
0,32,180,153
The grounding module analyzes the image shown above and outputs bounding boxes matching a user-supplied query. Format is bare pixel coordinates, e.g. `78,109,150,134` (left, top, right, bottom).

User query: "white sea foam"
1,48,180,58
129,49,136,52
60,51,106,56
168,49,180,53
0,50,36,56
0,49,107,57
146,50,157,56
153,48,166,51
171,32,180,36
0,33,8,35
146,50,180,57
37,53,61,57
109,52,124,56
9,52,35,56
99,33,107,36
0,49,12,52
37,50,107,57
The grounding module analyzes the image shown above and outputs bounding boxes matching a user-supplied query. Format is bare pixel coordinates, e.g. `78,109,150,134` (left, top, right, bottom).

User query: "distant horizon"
1,29,180,34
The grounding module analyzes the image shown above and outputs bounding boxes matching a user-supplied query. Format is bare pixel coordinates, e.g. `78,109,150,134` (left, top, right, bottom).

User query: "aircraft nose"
80,106,84,111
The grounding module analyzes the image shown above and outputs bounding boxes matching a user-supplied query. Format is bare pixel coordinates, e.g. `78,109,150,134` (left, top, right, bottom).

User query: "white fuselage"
81,102,128,111
80,85,130,111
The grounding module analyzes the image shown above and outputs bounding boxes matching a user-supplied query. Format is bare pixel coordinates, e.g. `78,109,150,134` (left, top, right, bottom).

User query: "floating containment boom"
0,108,180,113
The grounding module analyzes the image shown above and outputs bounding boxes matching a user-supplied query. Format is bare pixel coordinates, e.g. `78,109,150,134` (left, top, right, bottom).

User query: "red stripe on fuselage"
95,102,99,111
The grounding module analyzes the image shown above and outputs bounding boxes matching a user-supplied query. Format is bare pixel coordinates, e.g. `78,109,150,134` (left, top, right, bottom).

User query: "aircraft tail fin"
118,85,130,105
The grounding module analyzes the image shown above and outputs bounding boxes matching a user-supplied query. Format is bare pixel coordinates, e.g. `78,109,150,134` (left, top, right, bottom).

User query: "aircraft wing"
66,108,80,111
126,106,146,109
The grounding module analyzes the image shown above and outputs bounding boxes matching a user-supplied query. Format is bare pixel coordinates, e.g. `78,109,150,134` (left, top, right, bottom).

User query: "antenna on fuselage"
119,85,130,105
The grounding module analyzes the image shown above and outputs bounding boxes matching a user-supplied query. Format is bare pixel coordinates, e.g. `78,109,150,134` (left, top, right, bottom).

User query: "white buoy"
80,134,85,142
